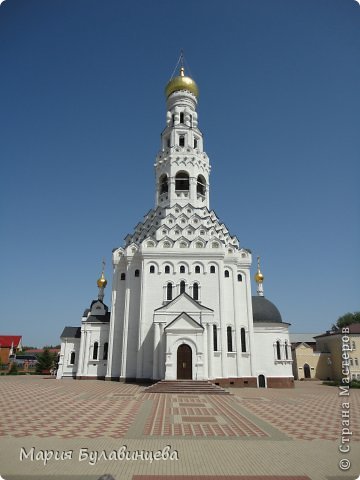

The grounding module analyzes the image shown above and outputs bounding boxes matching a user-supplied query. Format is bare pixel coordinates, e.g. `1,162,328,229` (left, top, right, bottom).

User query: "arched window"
159,174,168,194
70,351,75,365
213,325,218,351
93,342,98,360
210,266,216,273
195,265,201,274
194,138,198,149
175,171,189,191
193,282,199,300
135,269,140,277
120,273,126,281
180,280,185,294
241,328,246,353
224,270,230,278
237,274,243,282
180,265,185,274
103,342,108,360
180,112,184,124
285,341,289,360
197,175,206,196
276,341,281,360
165,265,170,274
179,135,185,147
167,282,173,301
227,327,233,352
149,265,155,274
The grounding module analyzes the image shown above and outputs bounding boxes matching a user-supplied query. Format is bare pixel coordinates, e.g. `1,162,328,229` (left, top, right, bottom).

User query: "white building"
57,66,294,388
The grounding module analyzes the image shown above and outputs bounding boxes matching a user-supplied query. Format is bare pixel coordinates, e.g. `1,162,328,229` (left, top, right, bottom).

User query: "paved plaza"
0,376,359,480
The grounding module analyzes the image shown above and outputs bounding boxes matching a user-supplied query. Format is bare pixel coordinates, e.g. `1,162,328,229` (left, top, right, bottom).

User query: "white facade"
57,68,294,387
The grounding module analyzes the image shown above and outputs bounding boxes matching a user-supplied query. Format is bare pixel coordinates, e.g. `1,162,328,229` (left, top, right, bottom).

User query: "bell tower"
155,66,211,209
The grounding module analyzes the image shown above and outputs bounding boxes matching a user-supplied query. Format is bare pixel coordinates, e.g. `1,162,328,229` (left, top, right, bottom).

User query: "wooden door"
177,344,192,379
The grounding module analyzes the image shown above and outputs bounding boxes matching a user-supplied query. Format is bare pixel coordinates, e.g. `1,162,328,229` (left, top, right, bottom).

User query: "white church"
57,65,294,388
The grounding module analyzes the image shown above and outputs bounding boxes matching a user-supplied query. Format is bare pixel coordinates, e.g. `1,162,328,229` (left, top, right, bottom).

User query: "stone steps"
144,380,230,394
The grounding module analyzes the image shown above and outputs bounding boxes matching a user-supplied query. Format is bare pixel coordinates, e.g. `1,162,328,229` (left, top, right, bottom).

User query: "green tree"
332,311,360,332
35,348,57,374
8,362,18,375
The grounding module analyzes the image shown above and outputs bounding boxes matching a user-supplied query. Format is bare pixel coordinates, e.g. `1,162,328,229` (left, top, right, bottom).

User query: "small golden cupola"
165,66,199,99
97,260,107,301
97,272,107,289
255,256,264,297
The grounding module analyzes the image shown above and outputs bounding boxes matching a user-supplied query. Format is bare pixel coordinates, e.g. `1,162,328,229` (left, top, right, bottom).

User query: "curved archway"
304,363,311,379
258,374,266,388
175,171,189,191
177,344,192,379
159,174,168,194
197,175,206,196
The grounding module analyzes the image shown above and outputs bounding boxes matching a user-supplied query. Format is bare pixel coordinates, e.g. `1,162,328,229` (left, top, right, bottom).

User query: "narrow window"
150,265,155,274
167,282,173,300
227,327,233,352
180,280,185,294
241,328,246,353
179,135,185,147
194,138,198,149
70,352,75,365
120,273,126,281
237,274,243,282
197,175,206,195
135,269,140,277
103,342,108,360
165,265,170,274
210,266,216,273
159,174,168,194
352,341,356,350
193,282,199,300
195,265,200,273
285,341,289,360
180,112,184,124
167,137,170,148
189,114,193,126
93,342,98,360
172,114,175,125
224,270,230,278
175,171,189,191
213,325,218,351
276,341,281,360
355,358,359,366
350,358,354,366
180,265,185,273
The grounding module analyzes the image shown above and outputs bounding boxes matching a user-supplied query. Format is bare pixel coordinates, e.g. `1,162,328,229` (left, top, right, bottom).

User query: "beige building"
290,334,331,380
315,324,360,382
290,325,360,381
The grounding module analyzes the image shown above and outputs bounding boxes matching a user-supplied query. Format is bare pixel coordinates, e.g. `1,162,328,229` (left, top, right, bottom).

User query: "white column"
159,323,165,379
136,259,145,379
120,278,131,380
208,323,213,379
153,322,161,380
203,322,208,380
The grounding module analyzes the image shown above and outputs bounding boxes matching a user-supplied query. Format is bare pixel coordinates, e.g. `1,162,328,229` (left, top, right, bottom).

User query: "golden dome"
97,272,107,288
255,256,264,283
255,271,264,283
165,67,199,98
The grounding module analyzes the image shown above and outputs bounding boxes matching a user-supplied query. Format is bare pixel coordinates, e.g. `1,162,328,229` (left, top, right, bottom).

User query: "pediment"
155,293,213,313
165,312,204,332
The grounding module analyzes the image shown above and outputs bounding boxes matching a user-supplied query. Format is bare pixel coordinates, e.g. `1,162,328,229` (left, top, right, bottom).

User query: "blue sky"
0,0,359,347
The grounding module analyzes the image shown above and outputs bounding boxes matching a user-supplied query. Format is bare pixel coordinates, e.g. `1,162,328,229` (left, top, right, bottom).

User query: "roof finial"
97,258,107,301
255,256,264,297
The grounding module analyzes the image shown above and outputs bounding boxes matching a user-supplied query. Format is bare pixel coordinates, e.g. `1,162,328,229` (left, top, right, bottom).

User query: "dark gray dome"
252,296,282,323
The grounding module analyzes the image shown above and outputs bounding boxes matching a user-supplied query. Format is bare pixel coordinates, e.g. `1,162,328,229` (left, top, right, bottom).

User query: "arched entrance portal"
304,363,311,379
258,374,266,388
177,344,192,379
